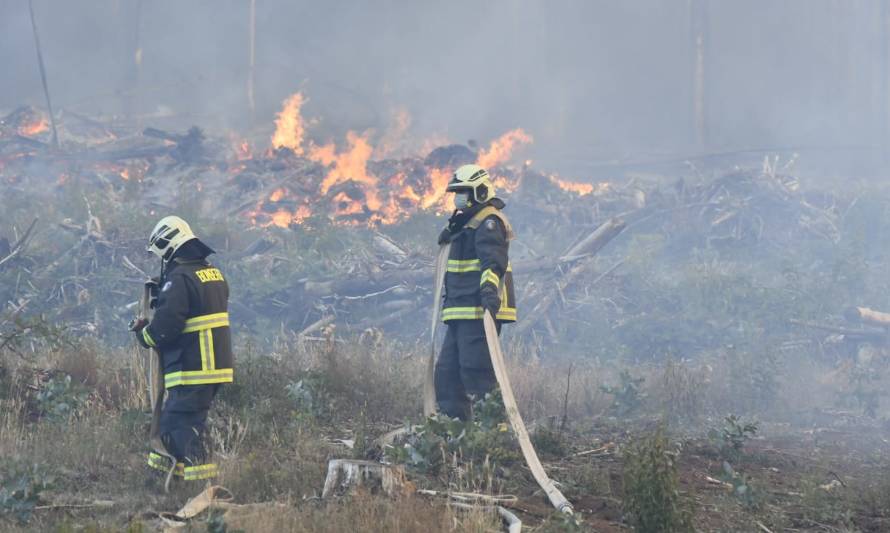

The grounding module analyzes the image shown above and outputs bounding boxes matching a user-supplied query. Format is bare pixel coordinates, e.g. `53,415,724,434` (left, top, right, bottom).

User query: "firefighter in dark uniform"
435,164,516,420
131,216,233,482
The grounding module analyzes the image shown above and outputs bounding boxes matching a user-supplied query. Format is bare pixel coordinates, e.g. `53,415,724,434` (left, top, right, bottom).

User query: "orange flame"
253,91,544,226
18,117,49,137
261,205,312,228
311,132,382,215
420,167,453,210
550,176,593,196
236,140,253,161
271,92,306,153
476,128,533,169
549,175,610,196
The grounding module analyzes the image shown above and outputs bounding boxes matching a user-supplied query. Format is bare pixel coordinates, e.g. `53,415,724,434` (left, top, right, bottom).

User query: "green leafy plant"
0,460,54,524
385,391,518,475
622,426,694,533
285,374,331,420
721,461,760,509
36,374,88,422
600,370,646,417
531,424,569,458
708,414,758,462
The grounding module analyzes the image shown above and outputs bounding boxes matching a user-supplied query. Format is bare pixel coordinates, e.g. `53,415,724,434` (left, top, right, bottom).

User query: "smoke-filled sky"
2,1,887,172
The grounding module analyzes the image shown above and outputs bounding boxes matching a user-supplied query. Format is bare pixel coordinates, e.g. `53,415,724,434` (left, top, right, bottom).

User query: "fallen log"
298,222,627,300
789,318,885,340
515,219,626,336
302,269,429,297
846,306,890,328
298,315,335,337
560,217,626,260
347,301,420,330
0,134,48,150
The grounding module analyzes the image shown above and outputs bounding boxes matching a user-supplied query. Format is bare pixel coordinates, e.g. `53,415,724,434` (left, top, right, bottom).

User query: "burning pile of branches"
0,94,852,350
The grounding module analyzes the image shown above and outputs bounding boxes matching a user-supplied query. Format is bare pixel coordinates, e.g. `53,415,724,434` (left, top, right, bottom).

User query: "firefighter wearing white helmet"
146,215,200,261
435,164,517,419
131,215,233,483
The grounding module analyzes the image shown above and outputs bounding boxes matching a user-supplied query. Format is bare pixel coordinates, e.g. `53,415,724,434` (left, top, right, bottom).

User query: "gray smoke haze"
2,1,888,175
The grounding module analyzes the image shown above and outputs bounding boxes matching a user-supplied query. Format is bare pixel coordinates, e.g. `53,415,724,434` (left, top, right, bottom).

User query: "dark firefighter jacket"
441,198,516,323
138,248,233,389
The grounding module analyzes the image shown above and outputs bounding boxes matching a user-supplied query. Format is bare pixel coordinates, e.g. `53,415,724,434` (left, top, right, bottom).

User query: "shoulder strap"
467,206,515,240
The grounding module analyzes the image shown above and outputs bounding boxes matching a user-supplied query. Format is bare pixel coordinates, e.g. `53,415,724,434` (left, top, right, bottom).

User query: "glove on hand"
146,278,160,309
128,317,148,332
437,228,452,245
479,284,501,317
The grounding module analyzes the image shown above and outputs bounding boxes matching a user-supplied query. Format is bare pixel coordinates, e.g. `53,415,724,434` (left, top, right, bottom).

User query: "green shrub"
386,391,519,475
0,459,54,524
601,370,646,417
286,374,331,420
37,374,88,422
622,426,694,533
720,461,761,509
707,414,758,462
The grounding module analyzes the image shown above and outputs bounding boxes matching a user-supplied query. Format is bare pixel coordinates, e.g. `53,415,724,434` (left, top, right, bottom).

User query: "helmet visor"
147,228,180,252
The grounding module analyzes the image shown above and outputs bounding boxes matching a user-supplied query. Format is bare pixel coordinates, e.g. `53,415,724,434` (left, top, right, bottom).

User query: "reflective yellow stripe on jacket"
142,328,156,347
447,259,513,274
447,259,481,273
442,306,517,322
480,268,500,287
181,312,229,333
164,312,232,389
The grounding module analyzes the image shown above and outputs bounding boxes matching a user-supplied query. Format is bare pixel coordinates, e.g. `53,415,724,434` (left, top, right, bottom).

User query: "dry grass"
3,330,890,532
218,491,501,533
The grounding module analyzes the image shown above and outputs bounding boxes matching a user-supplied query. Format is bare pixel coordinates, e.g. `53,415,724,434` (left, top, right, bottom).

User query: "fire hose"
425,243,573,515
139,281,178,493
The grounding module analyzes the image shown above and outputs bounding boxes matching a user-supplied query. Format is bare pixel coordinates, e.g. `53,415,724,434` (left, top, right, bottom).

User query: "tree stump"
321,459,407,498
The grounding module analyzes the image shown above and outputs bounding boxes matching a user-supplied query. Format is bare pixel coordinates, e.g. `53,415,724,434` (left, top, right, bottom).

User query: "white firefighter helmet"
447,164,495,204
147,215,197,261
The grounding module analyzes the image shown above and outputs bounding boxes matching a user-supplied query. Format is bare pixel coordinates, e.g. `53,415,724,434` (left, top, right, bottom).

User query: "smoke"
1,1,887,174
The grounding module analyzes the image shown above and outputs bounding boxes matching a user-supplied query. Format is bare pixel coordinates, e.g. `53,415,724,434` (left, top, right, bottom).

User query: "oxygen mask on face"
453,192,471,210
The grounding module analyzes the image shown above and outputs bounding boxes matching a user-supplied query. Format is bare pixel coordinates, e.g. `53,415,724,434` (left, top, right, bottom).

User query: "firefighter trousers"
148,383,219,481
434,319,501,420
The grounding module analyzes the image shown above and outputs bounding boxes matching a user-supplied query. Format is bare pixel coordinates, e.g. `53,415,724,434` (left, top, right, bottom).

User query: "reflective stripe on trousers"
147,452,218,480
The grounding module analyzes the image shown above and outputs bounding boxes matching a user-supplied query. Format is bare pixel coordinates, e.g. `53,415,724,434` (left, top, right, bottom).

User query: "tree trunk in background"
880,0,889,164
689,0,708,151
122,0,142,124
247,0,256,128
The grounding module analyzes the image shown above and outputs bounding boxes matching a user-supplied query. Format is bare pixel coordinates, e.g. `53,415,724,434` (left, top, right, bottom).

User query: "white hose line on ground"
483,310,574,515
424,244,451,417
449,502,522,533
